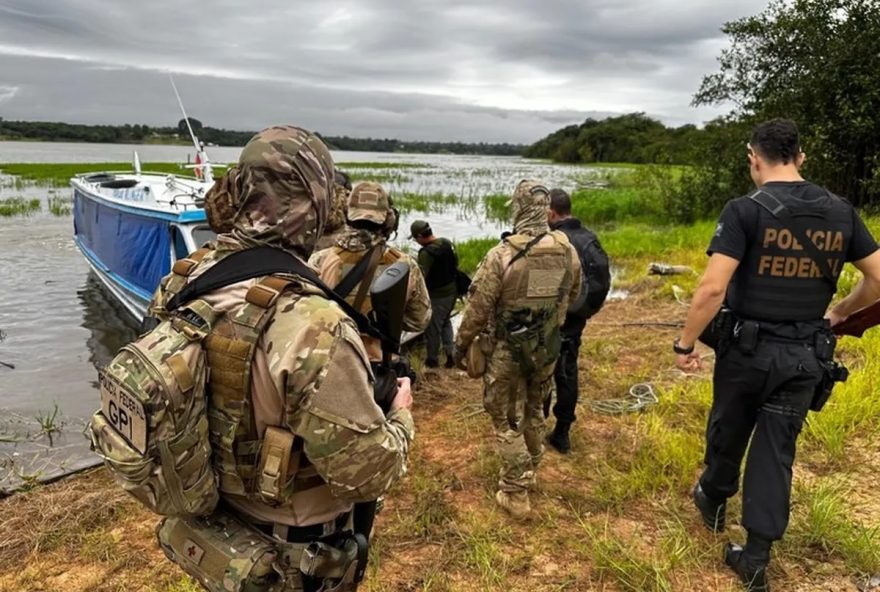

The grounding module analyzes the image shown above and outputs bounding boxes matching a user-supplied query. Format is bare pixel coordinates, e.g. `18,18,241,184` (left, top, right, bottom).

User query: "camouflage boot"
495,490,530,519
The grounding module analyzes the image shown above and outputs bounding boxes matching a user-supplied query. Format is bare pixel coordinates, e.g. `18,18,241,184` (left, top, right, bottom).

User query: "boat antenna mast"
169,74,213,184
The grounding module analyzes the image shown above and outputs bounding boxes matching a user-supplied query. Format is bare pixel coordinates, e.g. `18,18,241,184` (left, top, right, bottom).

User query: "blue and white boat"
71,158,216,322
71,78,223,322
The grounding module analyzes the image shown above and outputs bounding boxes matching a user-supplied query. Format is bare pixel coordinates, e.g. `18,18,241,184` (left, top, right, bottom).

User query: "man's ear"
796,151,807,168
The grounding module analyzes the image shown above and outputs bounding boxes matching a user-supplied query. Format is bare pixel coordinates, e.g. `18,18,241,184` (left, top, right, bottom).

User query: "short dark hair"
549,188,571,216
750,119,801,165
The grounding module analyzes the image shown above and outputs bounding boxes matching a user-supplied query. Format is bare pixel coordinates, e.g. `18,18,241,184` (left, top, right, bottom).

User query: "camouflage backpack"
89,246,389,519
88,249,221,517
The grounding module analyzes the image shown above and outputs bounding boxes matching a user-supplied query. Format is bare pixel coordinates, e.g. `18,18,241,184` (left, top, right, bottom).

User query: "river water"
0,141,604,492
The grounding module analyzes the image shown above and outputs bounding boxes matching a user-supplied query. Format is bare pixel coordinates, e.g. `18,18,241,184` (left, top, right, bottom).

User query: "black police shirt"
707,181,879,321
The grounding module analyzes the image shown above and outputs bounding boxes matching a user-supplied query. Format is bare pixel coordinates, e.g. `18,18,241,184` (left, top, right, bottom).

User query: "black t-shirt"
707,181,878,322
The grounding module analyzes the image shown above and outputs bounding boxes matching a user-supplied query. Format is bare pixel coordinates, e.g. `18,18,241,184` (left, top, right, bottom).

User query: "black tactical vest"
422,238,457,291
727,187,854,322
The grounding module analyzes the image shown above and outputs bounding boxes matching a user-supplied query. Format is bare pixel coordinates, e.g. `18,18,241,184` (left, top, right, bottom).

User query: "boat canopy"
74,189,174,297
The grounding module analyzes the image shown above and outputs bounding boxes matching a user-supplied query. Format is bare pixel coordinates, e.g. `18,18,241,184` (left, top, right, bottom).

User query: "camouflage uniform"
152,127,414,591
309,181,431,359
455,180,580,515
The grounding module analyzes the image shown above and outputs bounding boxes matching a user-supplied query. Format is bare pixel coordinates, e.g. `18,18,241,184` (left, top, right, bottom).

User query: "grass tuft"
785,478,880,574
0,197,41,216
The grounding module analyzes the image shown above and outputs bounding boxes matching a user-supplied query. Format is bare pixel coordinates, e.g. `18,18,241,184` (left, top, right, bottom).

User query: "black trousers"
700,338,823,541
546,315,587,424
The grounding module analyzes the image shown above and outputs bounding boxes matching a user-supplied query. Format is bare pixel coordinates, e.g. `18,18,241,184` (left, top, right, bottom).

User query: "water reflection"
78,272,140,374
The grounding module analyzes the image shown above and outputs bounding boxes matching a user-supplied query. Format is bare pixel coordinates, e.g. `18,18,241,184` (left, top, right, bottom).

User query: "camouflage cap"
213,125,335,258
347,181,391,225
511,179,551,235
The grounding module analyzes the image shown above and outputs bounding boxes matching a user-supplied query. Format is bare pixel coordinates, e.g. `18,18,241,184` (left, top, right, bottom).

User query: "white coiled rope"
589,383,659,415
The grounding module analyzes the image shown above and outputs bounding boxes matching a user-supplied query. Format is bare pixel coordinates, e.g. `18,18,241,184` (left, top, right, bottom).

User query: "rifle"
367,261,417,412
832,298,880,337
351,261,415,570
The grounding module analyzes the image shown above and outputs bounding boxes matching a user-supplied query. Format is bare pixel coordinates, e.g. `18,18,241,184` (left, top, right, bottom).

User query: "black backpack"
568,229,611,319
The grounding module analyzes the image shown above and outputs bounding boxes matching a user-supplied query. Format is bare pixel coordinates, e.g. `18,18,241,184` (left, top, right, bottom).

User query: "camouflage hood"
511,179,551,236
335,226,385,252
204,125,335,259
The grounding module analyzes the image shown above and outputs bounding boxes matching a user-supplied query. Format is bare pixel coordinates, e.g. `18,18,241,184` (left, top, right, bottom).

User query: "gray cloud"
0,0,771,142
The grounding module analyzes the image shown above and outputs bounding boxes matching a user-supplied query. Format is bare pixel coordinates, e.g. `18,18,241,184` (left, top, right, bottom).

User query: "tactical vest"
333,244,404,315
157,249,325,507
728,191,854,322
422,239,457,291
495,232,572,371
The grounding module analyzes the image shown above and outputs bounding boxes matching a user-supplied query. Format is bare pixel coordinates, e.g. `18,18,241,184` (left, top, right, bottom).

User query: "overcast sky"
0,0,771,143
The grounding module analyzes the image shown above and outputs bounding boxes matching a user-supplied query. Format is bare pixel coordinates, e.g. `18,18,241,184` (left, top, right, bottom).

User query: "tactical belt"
250,512,351,544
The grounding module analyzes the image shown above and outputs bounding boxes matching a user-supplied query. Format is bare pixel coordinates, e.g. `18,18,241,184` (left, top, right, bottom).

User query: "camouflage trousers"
483,344,556,492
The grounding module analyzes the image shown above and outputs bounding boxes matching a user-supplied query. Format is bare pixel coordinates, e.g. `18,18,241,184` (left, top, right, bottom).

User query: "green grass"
349,172,412,184
803,329,880,461
453,237,501,274
784,479,880,574
0,197,40,216
0,162,205,187
48,196,72,216
336,161,431,170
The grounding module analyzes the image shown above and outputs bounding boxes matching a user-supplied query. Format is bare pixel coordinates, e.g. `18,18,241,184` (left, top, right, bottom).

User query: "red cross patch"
183,539,204,565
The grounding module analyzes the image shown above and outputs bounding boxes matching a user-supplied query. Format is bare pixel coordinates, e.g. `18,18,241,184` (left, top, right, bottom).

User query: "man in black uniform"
545,189,610,453
410,220,459,368
674,119,880,591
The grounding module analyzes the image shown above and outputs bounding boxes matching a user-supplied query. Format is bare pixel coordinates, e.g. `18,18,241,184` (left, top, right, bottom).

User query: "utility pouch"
735,320,760,354
699,308,734,351
465,333,492,379
499,309,561,374
156,512,280,592
299,533,368,592
257,427,295,503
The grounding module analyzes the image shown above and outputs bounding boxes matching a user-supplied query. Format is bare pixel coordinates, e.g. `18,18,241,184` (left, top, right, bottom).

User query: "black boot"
692,483,726,532
425,358,439,368
445,354,455,368
546,422,571,454
724,543,770,592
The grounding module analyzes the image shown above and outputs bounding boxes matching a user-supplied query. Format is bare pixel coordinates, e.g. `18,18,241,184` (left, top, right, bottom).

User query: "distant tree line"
0,117,526,156
524,113,703,165
529,0,880,222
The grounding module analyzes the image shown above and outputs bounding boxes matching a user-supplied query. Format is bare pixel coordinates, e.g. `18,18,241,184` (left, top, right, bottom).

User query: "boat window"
192,226,216,248
172,227,190,260
100,179,139,189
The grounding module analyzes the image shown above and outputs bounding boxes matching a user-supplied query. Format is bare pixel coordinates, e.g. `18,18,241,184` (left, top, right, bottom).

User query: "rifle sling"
335,244,381,299
750,188,836,289
164,246,384,341
506,232,547,269
352,246,384,313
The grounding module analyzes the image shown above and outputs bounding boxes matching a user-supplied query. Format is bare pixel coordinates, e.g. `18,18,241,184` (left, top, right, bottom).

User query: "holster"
699,308,735,351
810,330,848,412
299,532,369,592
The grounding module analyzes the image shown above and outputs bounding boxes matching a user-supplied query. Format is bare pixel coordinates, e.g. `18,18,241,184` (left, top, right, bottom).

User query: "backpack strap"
750,188,836,288
160,247,212,304
164,246,384,342
172,247,212,276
